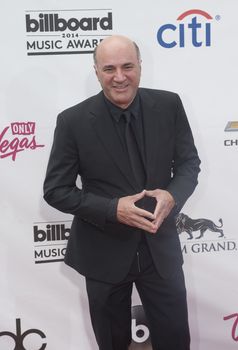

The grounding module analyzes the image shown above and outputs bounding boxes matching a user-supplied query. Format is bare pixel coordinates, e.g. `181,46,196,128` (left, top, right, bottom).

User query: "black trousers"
85,240,190,350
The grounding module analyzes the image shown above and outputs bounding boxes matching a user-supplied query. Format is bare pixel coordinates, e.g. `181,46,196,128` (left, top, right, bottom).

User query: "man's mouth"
113,84,129,91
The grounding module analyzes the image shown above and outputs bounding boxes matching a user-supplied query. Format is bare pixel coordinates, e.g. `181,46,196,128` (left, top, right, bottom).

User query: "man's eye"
124,65,133,70
104,67,113,72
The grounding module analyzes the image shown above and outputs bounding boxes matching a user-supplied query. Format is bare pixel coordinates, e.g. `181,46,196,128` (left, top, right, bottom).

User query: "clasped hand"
117,189,175,234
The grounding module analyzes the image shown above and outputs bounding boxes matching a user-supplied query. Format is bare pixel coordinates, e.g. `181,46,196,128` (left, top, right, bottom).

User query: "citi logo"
157,9,216,48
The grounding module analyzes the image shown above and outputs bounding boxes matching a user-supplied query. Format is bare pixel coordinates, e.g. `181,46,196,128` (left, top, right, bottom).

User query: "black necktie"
122,111,145,188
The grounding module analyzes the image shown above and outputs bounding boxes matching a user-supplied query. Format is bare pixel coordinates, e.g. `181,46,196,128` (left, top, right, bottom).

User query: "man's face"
94,38,141,109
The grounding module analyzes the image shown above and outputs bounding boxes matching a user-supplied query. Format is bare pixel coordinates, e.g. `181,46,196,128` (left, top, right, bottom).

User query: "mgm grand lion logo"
176,213,224,240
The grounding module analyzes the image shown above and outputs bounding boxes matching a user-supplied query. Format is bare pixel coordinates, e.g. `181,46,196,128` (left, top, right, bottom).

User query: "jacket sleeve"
43,112,112,229
166,94,201,213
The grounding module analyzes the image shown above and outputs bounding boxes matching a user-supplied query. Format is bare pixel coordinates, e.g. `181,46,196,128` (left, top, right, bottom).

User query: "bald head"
93,35,141,66
93,35,142,109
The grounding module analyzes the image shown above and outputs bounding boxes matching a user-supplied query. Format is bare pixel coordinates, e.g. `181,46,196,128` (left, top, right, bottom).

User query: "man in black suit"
44,35,200,350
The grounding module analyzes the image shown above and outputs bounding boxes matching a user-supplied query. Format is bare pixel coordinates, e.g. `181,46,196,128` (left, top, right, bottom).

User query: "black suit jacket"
43,88,200,283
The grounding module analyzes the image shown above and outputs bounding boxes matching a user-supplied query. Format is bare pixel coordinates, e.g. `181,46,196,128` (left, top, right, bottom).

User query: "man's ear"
94,65,99,79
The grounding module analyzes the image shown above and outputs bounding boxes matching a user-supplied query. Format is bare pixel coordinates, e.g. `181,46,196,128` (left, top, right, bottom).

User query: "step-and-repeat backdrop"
1,1,237,349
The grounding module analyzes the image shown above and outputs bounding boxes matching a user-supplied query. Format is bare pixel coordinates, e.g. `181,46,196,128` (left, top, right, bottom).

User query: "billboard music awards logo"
0,122,44,161
0,318,47,350
157,9,220,48
33,220,71,264
25,8,113,56
176,213,237,254
224,121,238,147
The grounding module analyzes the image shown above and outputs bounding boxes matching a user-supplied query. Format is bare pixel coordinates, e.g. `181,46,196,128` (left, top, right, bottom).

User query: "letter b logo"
132,319,150,343
131,305,151,347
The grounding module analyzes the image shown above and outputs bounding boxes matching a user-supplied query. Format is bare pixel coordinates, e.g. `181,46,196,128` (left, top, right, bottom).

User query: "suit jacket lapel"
139,89,161,187
89,92,138,191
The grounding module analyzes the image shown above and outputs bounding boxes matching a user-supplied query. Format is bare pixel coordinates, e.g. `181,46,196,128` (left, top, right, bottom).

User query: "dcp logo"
131,305,151,348
0,319,46,350
157,9,214,48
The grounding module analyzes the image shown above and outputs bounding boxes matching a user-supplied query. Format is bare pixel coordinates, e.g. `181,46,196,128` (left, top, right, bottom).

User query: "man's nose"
114,69,126,82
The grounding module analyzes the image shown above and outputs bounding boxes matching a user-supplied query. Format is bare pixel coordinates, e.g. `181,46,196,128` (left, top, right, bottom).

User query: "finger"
153,215,164,226
132,205,156,220
150,214,166,232
153,201,163,218
131,190,146,202
131,216,158,233
152,205,161,220
144,190,155,197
